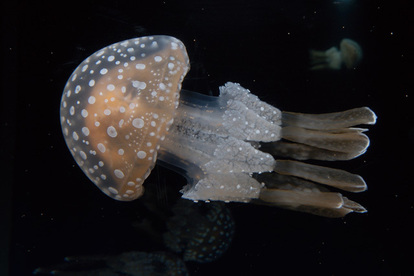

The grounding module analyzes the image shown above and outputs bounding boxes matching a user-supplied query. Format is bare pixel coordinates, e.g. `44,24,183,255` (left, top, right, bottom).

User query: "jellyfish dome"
340,38,363,69
60,35,376,217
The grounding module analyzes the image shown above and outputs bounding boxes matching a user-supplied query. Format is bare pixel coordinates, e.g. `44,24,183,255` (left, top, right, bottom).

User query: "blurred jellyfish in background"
163,200,235,263
34,191,235,275
309,38,362,70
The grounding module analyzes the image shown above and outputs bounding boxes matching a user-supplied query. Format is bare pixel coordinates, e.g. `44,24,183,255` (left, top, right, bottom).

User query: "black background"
2,0,413,275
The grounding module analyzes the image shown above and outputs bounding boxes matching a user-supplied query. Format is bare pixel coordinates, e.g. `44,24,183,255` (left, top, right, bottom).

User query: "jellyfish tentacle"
258,189,366,217
309,47,341,70
259,188,344,209
254,173,367,217
273,159,367,192
260,141,364,161
281,126,370,155
262,107,377,161
281,107,377,130
309,49,329,63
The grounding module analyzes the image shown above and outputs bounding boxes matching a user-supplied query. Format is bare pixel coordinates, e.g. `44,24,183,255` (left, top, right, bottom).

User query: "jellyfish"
309,38,362,70
60,35,376,218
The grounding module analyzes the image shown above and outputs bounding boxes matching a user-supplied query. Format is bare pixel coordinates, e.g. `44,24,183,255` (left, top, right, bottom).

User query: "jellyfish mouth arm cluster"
309,47,342,70
156,82,376,217
158,83,281,202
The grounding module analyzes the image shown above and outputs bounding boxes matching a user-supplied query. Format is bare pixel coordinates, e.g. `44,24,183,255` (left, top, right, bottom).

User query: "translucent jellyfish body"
60,35,376,217
309,38,363,70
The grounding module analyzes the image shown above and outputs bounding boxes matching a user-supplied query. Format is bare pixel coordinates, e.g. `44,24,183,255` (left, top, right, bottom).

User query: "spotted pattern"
60,36,189,201
164,200,235,263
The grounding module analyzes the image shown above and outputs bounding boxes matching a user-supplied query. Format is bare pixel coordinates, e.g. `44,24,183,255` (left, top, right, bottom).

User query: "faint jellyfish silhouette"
33,192,234,274
131,182,235,264
60,35,376,218
163,200,235,263
309,38,362,70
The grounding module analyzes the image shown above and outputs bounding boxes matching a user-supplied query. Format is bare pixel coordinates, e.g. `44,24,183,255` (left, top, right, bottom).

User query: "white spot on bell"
81,127,90,136
75,85,81,94
132,118,144,128
107,84,115,91
108,186,119,194
132,81,146,90
88,96,96,104
154,56,162,62
107,126,117,137
80,151,87,160
72,131,79,141
135,63,145,70
81,109,88,118
97,143,106,153
114,169,124,179
137,151,146,159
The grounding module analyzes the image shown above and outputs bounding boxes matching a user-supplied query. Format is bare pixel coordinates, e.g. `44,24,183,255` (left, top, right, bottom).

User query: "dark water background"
2,0,413,275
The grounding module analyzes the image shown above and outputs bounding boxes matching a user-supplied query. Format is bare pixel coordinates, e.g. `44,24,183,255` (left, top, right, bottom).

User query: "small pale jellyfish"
60,35,376,218
309,38,362,70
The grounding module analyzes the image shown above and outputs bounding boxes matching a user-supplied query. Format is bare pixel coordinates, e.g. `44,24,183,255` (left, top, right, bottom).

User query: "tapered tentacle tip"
317,196,367,217
360,107,377,125
346,174,368,193
343,197,367,213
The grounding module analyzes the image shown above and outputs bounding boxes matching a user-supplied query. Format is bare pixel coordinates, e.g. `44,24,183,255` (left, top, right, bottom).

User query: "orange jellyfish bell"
60,36,190,200
340,38,363,69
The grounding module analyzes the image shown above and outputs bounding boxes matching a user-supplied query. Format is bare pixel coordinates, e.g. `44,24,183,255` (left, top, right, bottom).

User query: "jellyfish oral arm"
309,47,342,70
157,83,281,202
276,107,377,160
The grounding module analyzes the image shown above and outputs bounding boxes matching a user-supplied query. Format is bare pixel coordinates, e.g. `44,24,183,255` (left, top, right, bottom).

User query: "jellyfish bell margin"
60,35,376,218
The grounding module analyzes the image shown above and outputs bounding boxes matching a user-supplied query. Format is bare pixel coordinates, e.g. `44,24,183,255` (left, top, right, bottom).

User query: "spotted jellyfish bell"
60,35,190,200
